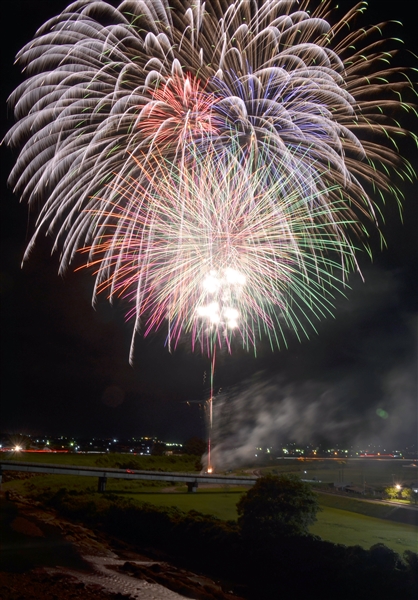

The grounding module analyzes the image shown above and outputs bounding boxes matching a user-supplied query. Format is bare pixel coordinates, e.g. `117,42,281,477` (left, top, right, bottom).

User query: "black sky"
1,0,417,447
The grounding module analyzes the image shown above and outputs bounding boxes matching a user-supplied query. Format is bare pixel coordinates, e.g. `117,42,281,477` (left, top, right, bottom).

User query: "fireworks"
83,146,359,358
5,0,417,359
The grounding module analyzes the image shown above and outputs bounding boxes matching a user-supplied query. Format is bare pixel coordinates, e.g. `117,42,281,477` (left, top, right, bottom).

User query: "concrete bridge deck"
0,460,257,492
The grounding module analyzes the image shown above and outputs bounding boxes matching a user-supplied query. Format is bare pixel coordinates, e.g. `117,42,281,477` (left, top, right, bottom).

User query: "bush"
236,474,319,541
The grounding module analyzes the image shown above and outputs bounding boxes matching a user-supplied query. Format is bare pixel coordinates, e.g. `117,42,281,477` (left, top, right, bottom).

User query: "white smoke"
205,362,416,469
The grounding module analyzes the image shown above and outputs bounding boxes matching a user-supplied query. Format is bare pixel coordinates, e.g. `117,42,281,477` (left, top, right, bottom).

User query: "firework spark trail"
80,146,361,357
5,1,416,318
4,1,417,468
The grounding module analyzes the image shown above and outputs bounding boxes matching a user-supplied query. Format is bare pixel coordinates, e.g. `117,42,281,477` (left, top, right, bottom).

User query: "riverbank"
2,473,416,599
0,491,245,600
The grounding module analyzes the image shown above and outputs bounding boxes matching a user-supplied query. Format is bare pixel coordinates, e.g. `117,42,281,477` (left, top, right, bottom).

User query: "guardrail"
0,460,257,493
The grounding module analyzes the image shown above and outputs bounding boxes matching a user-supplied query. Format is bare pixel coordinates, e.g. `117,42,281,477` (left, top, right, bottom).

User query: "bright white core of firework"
197,268,246,330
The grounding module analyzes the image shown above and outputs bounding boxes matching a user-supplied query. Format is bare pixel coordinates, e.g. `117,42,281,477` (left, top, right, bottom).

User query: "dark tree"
236,474,319,541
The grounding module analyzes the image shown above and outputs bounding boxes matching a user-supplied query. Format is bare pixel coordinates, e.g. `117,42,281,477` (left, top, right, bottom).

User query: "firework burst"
5,0,417,359
81,145,360,358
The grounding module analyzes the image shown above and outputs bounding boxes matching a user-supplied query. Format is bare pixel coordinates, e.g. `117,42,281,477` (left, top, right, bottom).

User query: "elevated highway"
0,460,257,492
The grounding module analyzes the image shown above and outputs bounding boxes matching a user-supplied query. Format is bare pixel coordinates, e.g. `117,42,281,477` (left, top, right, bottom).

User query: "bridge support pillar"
187,480,198,493
98,476,107,493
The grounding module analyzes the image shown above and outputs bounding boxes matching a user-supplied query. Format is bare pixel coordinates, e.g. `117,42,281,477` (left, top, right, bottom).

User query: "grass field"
116,486,246,521
0,451,199,471
1,452,104,467
2,453,417,555
3,475,417,554
317,491,417,522
104,483,418,552
261,459,418,488
311,507,417,554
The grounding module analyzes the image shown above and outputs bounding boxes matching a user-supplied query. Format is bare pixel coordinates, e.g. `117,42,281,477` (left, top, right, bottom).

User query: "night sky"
1,1,416,449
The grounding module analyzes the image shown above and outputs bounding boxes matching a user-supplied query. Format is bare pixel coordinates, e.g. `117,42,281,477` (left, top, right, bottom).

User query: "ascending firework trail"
5,1,417,471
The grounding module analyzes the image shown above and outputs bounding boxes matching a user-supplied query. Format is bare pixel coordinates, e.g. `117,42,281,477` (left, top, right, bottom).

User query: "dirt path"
0,492,245,600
